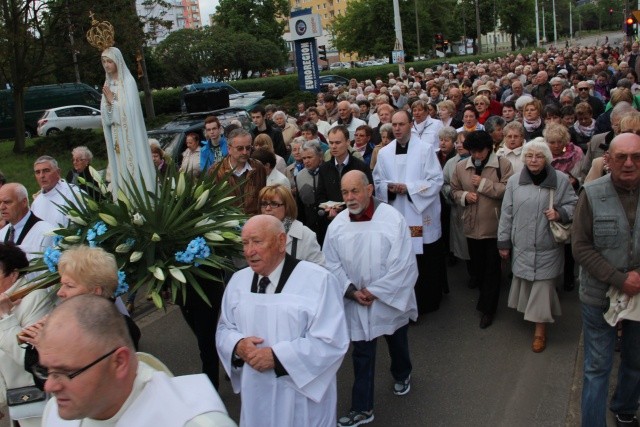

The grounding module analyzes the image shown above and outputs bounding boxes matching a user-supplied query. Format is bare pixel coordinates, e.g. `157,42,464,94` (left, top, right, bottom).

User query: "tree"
213,0,289,63
0,0,54,152
498,0,535,50
330,0,459,59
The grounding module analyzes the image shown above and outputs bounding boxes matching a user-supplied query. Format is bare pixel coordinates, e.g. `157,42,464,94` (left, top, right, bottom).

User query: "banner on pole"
295,38,320,92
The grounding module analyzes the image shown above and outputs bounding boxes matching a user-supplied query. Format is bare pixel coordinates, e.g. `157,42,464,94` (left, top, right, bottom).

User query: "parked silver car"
37,105,102,136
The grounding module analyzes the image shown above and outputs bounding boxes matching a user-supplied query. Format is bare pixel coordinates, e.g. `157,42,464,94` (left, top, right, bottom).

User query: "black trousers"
178,269,225,389
415,237,448,314
467,237,501,315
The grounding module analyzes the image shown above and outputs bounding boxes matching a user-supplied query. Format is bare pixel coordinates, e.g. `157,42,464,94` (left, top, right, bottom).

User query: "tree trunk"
511,33,517,51
139,47,155,120
12,88,26,153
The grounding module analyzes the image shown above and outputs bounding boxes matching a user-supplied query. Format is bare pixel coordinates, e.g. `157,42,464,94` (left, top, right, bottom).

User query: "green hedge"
146,88,182,116
140,49,535,116
28,128,107,159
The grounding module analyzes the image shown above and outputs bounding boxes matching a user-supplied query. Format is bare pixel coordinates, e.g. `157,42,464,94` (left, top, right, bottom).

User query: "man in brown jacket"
209,128,266,215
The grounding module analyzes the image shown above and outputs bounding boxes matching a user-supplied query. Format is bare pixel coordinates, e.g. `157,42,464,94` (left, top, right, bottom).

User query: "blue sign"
294,38,320,93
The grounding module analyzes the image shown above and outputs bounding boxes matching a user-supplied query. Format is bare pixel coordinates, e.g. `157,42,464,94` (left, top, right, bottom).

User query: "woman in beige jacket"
451,131,514,329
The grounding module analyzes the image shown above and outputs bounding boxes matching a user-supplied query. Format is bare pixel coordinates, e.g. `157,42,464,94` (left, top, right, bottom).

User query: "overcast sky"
199,0,218,25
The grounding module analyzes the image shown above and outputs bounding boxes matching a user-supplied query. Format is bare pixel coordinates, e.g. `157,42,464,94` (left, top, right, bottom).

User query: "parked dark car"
147,107,252,167
319,75,350,92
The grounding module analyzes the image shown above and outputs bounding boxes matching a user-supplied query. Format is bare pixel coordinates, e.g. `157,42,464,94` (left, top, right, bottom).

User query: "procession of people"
1,25,640,427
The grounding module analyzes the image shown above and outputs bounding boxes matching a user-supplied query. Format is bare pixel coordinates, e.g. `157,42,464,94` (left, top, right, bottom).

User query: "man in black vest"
0,183,54,260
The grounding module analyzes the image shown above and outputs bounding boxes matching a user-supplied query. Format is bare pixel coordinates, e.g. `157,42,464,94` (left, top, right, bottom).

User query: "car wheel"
46,128,60,136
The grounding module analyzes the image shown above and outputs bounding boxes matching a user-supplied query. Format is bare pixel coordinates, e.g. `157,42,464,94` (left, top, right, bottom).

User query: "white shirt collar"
259,257,286,294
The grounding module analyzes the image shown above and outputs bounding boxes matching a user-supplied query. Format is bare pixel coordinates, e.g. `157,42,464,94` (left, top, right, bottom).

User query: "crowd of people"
1,39,640,427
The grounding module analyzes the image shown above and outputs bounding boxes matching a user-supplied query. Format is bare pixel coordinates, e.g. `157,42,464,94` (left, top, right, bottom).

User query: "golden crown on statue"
86,11,115,51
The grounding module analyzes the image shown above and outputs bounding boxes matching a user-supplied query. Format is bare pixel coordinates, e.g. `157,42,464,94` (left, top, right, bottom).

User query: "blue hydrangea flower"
125,238,136,247
52,235,63,247
175,237,210,265
115,271,129,297
86,229,96,242
94,221,107,236
43,247,61,272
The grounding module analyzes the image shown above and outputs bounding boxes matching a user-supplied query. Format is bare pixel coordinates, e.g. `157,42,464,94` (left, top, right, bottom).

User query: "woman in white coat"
258,185,325,266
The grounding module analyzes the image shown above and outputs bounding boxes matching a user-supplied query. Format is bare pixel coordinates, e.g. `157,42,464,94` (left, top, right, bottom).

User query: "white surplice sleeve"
271,270,348,402
405,142,443,215
366,213,418,312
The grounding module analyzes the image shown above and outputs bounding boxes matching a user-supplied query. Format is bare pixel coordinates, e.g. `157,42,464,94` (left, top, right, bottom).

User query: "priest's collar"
349,197,375,222
258,257,286,294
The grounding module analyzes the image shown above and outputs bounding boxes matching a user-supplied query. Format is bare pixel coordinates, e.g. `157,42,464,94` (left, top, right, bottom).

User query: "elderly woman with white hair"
273,111,298,154
497,138,578,353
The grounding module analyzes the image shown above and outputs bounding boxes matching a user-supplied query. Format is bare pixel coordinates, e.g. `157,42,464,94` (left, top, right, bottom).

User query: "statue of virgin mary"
87,14,155,198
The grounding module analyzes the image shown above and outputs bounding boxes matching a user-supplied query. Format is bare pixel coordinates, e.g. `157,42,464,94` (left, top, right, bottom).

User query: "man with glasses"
210,128,266,216
579,103,635,181
572,133,640,427
39,295,235,426
574,80,605,120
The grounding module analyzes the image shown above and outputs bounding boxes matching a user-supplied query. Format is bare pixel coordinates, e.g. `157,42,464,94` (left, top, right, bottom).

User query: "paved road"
135,260,588,427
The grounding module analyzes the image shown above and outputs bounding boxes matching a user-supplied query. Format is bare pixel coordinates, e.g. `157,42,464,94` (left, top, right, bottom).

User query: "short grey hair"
34,155,59,169
560,89,575,101
227,128,252,146
521,137,553,164
301,140,323,156
273,111,286,120
484,116,506,134
379,123,393,137
438,126,458,142
503,120,525,137
611,101,635,121
71,146,93,162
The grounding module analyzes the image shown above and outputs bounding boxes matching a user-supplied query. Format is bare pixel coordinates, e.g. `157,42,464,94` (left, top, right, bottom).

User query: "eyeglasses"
234,145,251,152
474,102,486,106
260,201,285,209
578,87,589,91
611,153,640,164
524,154,546,160
32,348,118,383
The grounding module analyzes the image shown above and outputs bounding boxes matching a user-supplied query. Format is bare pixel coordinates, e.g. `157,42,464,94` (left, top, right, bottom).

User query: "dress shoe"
615,413,639,427
479,314,493,329
532,335,546,353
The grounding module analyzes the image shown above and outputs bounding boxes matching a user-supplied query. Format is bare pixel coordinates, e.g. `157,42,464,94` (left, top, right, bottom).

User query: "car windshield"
152,132,182,155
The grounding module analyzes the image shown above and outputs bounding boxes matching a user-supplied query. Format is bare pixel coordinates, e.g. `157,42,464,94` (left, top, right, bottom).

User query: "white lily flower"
176,173,186,196
204,231,224,242
194,189,210,210
99,213,118,226
151,233,161,242
130,251,143,262
169,267,187,283
132,213,146,226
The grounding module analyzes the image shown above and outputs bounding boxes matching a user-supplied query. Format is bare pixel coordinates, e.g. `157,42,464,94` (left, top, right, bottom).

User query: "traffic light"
318,45,327,62
627,16,637,37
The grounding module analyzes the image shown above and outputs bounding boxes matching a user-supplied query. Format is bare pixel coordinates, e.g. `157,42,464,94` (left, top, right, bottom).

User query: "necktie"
258,276,270,294
337,163,344,175
5,225,15,243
